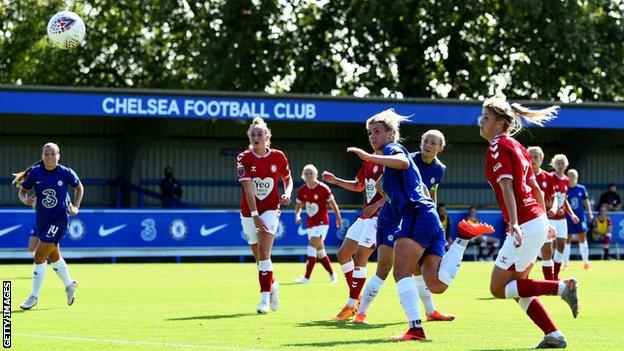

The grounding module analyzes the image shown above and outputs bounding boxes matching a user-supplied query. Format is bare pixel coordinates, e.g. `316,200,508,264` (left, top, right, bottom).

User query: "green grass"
2,261,623,351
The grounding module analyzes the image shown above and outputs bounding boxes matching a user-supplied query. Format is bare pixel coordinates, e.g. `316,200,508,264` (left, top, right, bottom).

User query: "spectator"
591,205,613,259
597,183,622,211
437,203,452,248
466,206,500,261
160,166,182,207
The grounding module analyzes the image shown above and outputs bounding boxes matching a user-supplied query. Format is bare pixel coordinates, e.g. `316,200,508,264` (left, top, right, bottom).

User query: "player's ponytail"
366,108,411,142
12,160,44,188
247,117,272,148
483,97,558,136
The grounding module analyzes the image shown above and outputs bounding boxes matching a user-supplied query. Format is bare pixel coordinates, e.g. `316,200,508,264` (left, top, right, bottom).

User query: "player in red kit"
549,154,579,279
322,158,385,320
294,164,343,284
479,97,579,349
527,146,558,280
237,117,293,314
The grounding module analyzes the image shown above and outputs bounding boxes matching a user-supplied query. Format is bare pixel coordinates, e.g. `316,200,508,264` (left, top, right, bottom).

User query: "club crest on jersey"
271,165,277,173
493,162,502,172
430,177,435,185
373,165,379,173
314,194,318,200
237,163,245,177
58,180,63,186
542,181,547,188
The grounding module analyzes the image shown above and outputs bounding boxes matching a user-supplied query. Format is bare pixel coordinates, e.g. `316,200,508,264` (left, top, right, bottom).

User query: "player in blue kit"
347,110,493,341
12,143,84,310
354,130,455,324
564,169,593,270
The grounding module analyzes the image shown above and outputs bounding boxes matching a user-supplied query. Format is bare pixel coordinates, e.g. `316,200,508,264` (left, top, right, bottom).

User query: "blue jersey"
21,164,80,228
381,142,435,216
567,184,589,222
410,152,446,191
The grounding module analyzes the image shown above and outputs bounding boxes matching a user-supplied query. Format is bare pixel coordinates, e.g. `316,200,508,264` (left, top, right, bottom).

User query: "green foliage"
1,1,623,101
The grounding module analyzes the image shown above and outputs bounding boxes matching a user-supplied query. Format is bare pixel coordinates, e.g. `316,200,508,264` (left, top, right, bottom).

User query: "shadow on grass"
167,313,256,321
296,319,403,330
11,308,52,314
476,296,497,300
285,338,432,347
469,348,533,351
3,277,32,280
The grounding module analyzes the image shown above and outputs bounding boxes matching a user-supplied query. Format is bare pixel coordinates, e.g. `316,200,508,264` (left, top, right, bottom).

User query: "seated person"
591,205,613,259
466,206,500,261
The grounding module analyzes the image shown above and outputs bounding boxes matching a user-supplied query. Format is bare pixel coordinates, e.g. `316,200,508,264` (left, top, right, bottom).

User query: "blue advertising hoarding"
1,87,624,129
1,209,622,259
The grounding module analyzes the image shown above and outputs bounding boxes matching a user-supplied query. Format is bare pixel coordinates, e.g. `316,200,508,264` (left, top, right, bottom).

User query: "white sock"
397,277,421,326
307,246,317,258
504,280,519,299
414,275,436,314
546,330,565,339
542,259,554,267
358,274,385,314
553,249,563,264
438,241,466,286
31,263,47,298
261,292,270,304
258,259,273,272
341,260,354,274
557,281,566,296
317,248,327,259
51,257,73,287
563,244,571,264
579,242,589,263
517,296,536,311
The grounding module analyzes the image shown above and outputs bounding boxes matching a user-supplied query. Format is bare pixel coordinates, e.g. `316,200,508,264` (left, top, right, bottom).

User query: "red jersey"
296,181,333,227
536,169,556,218
484,134,543,225
550,172,569,220
356,160,384,219
236,148,290,216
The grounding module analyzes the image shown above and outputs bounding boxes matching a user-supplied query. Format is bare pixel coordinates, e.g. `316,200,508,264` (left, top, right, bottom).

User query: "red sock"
319,255,334,275
542,266,554,281
259,271,273,292
526,298,557,334
517,279,559,297
349,277,366,300
344,270,354,287
304,256,316,279
553,262,561,280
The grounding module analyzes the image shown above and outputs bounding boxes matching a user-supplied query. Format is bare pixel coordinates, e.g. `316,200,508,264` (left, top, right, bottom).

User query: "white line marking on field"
14,333,268,351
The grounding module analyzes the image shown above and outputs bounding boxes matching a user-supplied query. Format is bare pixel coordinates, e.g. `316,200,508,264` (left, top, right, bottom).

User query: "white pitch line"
14,333,268,351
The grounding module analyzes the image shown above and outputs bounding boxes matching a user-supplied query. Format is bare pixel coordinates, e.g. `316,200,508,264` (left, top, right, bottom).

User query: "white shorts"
549,218,568,240
307,225,329,240
495,214,548,272
240,210,280,245
344,217,377,248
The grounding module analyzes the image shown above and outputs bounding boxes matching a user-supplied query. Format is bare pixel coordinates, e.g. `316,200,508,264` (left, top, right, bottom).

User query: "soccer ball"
47,11,86,50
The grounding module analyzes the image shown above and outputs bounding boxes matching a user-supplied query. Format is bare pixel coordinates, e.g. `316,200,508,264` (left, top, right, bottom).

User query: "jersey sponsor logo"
98,224,127,237
41,189,58,208
0,225,22,237
493,162,502,172
305,202,319,217
236,163,245,178
253,177,275,200
365,179,377,203
200,223,228,237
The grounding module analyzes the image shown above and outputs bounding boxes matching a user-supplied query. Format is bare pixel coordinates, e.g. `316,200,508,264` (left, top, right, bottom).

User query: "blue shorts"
395,206,446,258
377,208,399,248
566,217,588,234
36,221,67,244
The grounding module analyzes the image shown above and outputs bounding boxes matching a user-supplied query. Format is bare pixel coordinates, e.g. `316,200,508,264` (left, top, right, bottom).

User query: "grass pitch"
2,260,623,350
